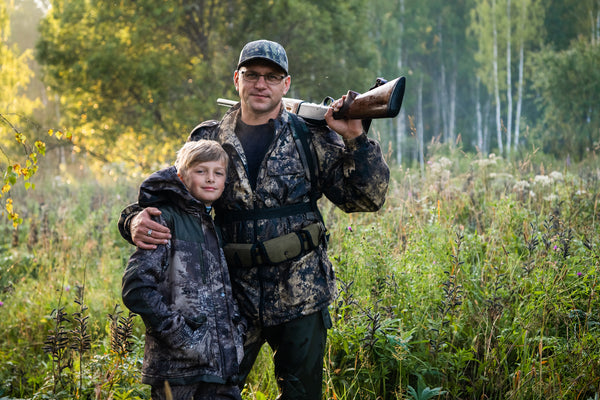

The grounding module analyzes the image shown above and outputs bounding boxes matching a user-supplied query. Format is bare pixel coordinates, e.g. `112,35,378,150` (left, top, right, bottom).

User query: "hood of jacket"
138,166,207,214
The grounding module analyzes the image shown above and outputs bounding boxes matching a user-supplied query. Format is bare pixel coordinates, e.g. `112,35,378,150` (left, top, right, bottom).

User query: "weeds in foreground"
40,281,139,399
323,153,600,399
1,150,599,399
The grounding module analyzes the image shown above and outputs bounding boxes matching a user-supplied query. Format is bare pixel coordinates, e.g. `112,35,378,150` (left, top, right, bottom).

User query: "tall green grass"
0,149,598,399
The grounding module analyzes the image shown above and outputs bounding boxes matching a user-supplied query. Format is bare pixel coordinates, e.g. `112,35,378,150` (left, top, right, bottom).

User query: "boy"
122,140,244,400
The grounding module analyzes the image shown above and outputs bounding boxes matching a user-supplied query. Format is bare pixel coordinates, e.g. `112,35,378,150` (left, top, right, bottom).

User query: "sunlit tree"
0,0,46,227
36,0,377,174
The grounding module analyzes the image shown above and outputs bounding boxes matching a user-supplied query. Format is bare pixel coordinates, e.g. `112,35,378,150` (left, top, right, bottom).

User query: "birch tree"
492,0,503,155
505,0,512,155
417,75,425,171
366,0,408,165
512,0,544,153
470,0,506,155
373,0,434,166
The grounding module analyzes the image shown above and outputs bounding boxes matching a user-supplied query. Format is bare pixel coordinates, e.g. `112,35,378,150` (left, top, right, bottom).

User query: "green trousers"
239,308,332,400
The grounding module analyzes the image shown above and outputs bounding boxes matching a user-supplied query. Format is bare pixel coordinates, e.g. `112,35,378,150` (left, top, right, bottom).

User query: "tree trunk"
592,2,600,44
418,75,425,172
396,0,406,165
492,0,504,155
397,110,406,165
449,65,457,146
439,18,449,144
433,79,441,142
515,34,524,152
506,0,513,156
476,76,484,153
484,99,491,154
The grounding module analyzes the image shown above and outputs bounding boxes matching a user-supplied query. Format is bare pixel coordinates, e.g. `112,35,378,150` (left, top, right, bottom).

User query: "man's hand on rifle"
324,95,364,140
131,207,171,249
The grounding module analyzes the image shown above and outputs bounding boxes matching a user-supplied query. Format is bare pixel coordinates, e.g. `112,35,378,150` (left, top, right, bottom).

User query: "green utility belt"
223,223,324,268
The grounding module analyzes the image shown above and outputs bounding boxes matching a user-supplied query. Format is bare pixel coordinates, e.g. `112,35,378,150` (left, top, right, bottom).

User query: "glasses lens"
243,71,259,81
266,74,283,84
242,71,284,85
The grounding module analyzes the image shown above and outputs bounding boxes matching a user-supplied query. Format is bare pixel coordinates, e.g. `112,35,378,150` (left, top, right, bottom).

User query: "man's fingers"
135,241,159,251
131,207,171,248
141,227,170,241
143,219,170,235
132,229,169,248
146,207,162,217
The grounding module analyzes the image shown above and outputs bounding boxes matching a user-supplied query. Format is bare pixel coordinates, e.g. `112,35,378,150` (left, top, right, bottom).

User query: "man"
119,39,390,400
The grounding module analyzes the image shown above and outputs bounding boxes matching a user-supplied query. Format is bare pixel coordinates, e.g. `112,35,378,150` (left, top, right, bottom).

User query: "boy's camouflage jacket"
122,166,244,386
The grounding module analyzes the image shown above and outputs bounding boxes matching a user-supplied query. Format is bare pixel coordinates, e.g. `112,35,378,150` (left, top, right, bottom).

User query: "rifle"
217,76,406,127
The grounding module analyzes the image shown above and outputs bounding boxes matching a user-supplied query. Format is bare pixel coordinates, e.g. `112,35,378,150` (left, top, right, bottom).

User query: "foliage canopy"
36,0,377,172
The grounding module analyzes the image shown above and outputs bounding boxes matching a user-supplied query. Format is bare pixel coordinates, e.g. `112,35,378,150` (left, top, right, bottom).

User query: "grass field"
1,148,599,399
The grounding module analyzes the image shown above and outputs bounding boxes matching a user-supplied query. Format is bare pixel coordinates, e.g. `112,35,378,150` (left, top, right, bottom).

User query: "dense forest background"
2,0,599,177
1,1,600,399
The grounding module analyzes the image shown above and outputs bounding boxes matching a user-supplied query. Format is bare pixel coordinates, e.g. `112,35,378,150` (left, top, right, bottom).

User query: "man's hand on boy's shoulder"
132,207,172,249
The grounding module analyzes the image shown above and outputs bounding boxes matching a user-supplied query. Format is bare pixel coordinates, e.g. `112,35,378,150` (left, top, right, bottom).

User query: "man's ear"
282,75,291,95
233,70,240,91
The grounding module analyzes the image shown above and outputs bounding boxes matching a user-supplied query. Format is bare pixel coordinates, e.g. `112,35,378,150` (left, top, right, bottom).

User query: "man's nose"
255,75,268,87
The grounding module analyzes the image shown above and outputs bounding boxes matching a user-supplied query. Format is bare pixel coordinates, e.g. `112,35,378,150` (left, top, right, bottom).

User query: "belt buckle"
251,243,265,266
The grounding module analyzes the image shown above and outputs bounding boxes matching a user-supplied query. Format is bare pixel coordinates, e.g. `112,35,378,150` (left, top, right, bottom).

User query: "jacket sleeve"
121,228,189,342
312,127,390,213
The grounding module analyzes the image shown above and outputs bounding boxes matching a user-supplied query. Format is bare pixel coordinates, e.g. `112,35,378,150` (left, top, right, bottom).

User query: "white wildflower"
513,180,530,192
438,157,452,169
429,157,452,173
549,171,564,182
472,157,497,168
533,175,553,186
429,161,443,175
490,172,514,180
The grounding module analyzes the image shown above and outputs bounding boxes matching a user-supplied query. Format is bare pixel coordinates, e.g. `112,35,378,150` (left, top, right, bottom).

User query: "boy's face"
178,160,227,206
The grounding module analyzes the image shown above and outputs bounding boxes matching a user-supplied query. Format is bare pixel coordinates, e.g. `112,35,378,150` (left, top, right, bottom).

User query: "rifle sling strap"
289,113,322,222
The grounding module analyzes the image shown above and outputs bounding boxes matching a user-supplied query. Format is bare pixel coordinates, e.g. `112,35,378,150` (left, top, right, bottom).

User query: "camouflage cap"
237,40,289,75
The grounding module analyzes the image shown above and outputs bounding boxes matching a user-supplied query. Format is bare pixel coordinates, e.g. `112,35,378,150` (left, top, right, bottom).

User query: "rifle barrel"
217,98,238,108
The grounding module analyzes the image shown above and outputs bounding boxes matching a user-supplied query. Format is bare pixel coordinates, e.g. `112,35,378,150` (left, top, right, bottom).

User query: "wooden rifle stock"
332,76,406,120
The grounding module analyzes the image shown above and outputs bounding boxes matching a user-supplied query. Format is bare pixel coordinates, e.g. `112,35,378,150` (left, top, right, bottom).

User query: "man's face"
234,62,291,123
178,160,227,206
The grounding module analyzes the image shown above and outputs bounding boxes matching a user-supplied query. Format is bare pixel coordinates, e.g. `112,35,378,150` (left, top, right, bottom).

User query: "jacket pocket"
185,315,207,330
168,315,214,368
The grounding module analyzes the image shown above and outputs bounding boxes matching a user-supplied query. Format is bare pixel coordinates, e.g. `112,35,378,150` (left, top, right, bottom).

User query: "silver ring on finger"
147,229,153,237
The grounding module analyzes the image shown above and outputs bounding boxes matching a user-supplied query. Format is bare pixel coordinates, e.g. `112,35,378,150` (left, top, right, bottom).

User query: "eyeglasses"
240,70,287,85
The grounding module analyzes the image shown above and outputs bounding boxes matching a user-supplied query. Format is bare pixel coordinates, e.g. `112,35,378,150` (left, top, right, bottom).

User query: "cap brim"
238,57,288,75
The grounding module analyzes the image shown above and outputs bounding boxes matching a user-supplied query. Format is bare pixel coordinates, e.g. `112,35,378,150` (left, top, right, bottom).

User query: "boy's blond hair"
175,140,229,177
